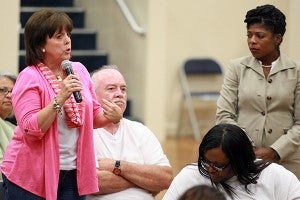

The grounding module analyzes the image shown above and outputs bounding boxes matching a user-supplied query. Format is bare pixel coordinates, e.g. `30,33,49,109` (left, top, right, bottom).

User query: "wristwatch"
112,160,121,175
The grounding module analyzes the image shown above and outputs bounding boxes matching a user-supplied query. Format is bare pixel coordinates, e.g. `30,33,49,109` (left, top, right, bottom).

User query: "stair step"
19,28,97,50
21,0,74,7
20,7,85,28
19,50,108,73
71,50,109,73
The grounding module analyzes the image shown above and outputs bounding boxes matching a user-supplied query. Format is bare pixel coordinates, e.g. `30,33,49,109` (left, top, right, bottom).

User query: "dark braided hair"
244,4,286,36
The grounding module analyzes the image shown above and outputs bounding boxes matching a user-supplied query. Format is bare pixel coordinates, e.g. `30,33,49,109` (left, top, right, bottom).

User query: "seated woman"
163,124,300,200
0,72,16,180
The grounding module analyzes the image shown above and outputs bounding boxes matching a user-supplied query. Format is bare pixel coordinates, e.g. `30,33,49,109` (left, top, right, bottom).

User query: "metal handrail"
115,0,146,36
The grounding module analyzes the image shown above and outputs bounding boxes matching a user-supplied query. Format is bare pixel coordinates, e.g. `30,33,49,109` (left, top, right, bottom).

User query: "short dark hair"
244,4,286,36
179,185,226,200
198,124,270,198
24,9,73,66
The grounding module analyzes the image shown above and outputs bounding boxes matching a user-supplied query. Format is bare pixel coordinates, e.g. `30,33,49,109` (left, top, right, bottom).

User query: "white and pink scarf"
39,64,85,128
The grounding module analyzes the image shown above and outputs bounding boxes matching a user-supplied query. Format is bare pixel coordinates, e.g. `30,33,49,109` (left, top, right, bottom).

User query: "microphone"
61,60,82,103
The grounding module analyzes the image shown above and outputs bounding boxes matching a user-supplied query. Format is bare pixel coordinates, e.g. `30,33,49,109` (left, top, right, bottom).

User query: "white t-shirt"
87,118,171,200
163,163,300,200
58,111,79,170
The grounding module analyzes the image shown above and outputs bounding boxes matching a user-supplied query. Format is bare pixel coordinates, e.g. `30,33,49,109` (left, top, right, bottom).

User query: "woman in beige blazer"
216,4,300,179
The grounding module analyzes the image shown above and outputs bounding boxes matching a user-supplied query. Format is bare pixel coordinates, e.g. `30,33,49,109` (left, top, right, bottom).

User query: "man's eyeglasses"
0,87,13,96
200,159,230,172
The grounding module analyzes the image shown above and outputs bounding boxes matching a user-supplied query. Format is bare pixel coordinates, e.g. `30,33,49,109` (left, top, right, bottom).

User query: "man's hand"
102,99,123,124
255,147,279,162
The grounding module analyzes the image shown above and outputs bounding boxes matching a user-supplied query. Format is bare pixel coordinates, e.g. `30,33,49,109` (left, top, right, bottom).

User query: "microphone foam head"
61,60,72,70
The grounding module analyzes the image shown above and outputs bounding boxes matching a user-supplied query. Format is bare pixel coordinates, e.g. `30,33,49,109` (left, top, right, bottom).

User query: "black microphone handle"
64,67,82,103
65,67,74,75
73,91,82,103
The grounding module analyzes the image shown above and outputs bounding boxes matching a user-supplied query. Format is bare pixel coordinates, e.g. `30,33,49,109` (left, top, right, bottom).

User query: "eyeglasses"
200,159,230,172
0,87,13,96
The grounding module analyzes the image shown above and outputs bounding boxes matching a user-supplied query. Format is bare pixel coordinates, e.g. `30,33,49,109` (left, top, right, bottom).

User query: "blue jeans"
2,170,86,200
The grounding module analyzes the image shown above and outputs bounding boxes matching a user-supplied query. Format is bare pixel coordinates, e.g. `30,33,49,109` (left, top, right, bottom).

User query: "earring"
42,49,45,52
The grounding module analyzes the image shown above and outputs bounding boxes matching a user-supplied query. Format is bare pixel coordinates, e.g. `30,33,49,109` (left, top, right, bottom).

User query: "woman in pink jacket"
1,9,122,200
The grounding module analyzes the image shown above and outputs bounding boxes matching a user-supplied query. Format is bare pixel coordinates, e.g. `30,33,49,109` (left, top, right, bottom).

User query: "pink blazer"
1,62,100,199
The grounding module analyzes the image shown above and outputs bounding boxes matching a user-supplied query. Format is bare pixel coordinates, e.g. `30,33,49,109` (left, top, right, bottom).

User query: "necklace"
56,75,62,81
262,65,271,77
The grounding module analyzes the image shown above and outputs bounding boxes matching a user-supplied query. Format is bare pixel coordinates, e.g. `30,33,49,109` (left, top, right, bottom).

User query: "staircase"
19,0,108,73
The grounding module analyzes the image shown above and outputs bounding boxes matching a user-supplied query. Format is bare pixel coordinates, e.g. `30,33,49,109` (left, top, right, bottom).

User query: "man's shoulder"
122,118,148,130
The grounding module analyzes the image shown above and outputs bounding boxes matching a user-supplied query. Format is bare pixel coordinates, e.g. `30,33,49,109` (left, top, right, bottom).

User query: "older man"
87,65,173,200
